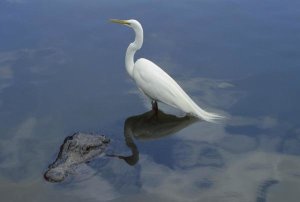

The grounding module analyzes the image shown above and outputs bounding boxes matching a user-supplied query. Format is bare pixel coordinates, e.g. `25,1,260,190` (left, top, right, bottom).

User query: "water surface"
1,0,300,201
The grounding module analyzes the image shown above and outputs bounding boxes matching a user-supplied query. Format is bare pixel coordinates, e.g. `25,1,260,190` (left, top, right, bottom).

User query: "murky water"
1,0,300,201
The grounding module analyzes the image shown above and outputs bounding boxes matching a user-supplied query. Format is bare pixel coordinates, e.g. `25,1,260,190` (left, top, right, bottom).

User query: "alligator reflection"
110,110,198,166
44,132,110,182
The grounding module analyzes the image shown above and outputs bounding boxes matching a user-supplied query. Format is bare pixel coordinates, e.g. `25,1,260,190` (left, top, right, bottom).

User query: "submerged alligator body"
44,132,110,182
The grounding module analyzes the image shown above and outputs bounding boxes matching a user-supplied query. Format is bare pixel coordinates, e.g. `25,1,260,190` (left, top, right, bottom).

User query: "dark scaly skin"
44,132,110,182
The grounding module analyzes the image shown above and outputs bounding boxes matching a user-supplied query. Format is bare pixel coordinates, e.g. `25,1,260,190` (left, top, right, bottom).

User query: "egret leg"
151,100,158,115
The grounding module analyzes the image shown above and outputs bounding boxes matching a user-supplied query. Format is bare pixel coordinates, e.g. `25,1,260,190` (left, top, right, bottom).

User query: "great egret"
110,19,223,122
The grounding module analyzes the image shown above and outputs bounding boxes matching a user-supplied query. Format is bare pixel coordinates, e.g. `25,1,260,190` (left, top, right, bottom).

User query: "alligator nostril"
44,168,66,183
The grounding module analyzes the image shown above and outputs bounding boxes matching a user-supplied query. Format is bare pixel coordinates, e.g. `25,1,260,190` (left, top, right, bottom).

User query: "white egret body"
111,19,223,122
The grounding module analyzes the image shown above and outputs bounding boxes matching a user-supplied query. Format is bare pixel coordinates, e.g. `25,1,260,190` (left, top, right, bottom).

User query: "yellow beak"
110,19,130,25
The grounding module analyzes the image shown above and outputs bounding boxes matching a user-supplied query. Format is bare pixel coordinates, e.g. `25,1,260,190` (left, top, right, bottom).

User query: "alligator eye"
81,145,91,155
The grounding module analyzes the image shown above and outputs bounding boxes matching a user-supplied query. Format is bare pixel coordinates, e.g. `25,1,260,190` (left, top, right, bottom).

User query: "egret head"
110,19,143,50
110,19,142,32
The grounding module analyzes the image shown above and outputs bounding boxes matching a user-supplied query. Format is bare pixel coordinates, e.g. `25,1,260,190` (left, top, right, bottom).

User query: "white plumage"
111,19,223,122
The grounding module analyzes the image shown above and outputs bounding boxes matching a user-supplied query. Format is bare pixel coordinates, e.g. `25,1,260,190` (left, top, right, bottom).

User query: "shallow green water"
1,0,300,201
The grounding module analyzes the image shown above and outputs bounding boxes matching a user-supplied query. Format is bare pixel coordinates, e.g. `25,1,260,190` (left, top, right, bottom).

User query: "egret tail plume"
192,105,224,122
187,97,224,122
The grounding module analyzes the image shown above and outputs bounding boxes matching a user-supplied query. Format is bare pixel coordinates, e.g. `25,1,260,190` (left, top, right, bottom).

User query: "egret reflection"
110,110,198,166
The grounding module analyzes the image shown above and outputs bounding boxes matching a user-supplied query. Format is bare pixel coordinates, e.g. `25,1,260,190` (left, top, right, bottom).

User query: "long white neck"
125,25,143,78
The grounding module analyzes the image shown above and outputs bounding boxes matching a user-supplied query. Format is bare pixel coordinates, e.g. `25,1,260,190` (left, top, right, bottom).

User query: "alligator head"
44,132,110,182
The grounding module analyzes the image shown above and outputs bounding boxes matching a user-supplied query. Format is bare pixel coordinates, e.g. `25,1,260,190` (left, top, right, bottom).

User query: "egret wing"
133,58,191,111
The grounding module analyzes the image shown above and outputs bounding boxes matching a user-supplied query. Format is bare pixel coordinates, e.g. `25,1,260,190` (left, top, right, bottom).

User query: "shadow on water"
108,109,198,166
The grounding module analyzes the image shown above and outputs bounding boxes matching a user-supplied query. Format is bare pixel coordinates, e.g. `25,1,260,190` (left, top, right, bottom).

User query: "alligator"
44,132,110,182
